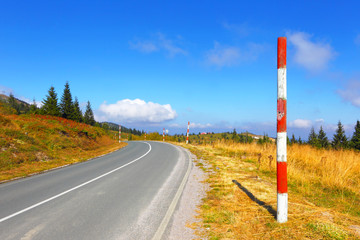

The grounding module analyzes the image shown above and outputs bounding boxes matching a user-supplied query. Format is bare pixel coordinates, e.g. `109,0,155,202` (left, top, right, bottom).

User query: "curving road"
0,141,191,240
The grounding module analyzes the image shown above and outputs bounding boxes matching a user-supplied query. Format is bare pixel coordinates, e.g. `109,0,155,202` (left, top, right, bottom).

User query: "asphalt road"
0,141,191,240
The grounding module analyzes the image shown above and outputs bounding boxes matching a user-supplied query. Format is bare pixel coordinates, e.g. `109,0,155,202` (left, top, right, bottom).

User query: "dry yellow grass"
211,140,360,193
177,140,360,239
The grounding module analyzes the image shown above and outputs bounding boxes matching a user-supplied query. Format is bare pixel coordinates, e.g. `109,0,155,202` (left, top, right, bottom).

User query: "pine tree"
41,86,61,116
318,126,329,148
60,82,75,120
29,99,38,114
8,93,20,114
350,120,360,150
298,136,302,145
290,134,297,145
232,128,239,142
332,121,348,150
308,127,319,147
84,101,96,126
72,97,83,122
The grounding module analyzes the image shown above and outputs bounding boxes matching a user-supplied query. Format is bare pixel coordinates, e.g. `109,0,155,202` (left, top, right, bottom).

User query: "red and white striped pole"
277,37,288,223
186,121,190,144
119,124,121,143
163,128,165,142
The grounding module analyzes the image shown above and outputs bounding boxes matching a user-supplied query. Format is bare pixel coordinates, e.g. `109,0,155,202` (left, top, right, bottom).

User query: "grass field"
176,139,360,239
0,103,126,182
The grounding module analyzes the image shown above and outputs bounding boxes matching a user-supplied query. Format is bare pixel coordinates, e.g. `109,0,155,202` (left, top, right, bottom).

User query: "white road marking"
0,142,152,224
151,144,192,240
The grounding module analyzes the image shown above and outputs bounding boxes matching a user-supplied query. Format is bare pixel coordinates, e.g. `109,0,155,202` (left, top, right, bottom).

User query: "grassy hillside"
0,102,126,182
176,140,360,239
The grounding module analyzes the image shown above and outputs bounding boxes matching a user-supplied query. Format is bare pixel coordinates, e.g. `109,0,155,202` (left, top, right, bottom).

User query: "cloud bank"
355,34,360,46
337,80,360,107
289,119,312,128
287,32,335,72
129,33,187,57
205,42,241,67
205,41,263,68
96,99,177,123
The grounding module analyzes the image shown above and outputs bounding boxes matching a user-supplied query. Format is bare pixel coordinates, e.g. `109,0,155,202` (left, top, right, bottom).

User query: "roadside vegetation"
0,82,137,182
176,140,360,239
0,101,127,181
174,129,360,239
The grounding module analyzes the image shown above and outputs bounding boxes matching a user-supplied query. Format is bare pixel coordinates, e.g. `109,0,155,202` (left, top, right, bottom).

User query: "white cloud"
287,32,335,72
315,118,324,124
157,33,187,57
337,80,360,107
355,34,360,46
223,22,249,37
289,119,312,128
96,99,177,123
129,33,187,57
205,42,241,67
205,41,263,68
0,85,13,95
129,40,158,53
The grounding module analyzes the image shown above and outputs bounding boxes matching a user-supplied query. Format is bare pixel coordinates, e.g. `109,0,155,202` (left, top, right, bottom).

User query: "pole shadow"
232,180,277,219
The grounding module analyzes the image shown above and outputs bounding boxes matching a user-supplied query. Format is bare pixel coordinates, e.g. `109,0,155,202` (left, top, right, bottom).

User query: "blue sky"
1,0,360,138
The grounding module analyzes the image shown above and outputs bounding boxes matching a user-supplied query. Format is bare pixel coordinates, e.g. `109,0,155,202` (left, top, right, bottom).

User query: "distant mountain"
100,122,144,136
0,94,30,106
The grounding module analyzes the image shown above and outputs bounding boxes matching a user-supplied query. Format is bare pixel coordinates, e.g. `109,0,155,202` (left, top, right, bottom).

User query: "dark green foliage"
308,127,319,147
318,126,329,148
239,133,253,143
84,101,96,126
287,136,291,145
29,99,39,114
8,93,20,114
60,82,75,120
257,134,272,145
6,93,31,114
332,121,348,149
232,129,239,142
350,120,360,150
72,97,83,122
290,134,297,145
41,86,61,117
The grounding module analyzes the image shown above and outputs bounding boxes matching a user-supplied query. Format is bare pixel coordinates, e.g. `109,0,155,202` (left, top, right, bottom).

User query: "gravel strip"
167,151,209,240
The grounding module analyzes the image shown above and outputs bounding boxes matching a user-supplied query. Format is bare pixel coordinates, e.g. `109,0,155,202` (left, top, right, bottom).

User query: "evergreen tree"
41,86,61,116
232,128,239,142
72,97,83,122
350,120,360,150
8,93,20,114
332,121,348,150
318,126,329,148
29,99,38,114
290,134,297,145
60,82,75,120
298,136,302,145
308,127,319,147
84,101,96,126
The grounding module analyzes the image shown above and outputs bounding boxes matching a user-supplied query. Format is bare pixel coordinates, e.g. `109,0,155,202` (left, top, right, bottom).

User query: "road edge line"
151,144,192,240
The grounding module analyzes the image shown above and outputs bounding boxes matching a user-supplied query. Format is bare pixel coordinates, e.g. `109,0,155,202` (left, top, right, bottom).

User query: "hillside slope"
0,102,126,182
